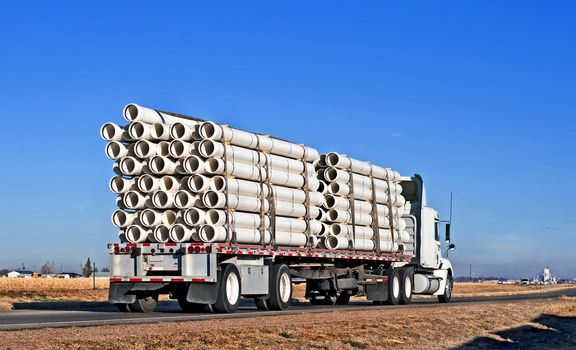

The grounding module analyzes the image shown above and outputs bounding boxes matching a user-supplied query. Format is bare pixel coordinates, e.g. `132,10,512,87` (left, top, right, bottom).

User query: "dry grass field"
0,278,108,311
0,296,574,349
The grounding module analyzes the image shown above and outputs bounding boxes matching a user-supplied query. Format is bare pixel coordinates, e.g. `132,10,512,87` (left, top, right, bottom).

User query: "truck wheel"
115,303,131,312
129,295,158,313
399,270,413,305
178,298,207,313
268,264,292,311
386,269,401,305
213,264,241,313
438,275,453,303
336,291,351,305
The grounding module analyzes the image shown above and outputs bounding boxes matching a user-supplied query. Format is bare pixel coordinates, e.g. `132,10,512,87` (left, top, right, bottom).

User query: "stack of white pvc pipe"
315,152,410,253
102,103,327,247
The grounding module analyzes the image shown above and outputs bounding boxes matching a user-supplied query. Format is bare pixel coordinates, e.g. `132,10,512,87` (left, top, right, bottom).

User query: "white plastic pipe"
149,156,179,175
169,140,200,158
125,225,151,243
327,182,389,203
153,225,171,243
156,141,171,157
199,225,271,244
118,157,147,176
105,141,134,160
140,209,177,227
324,167,389,191
275,232,307,246
181,155,205,174
169,224,197,242
209,176,324,206
205,158,319,190
159,176,181,192
198,121,320,162
111,209,139,228
137,174,161,193
174,190,201,209
325,152,400,181
181,174,210,192
324,235,350,250
127,121,152,140
124,103,200,127
123,191,151,209
134,140,159,158
170,122,200,141
150,123,172,141
323,194,388,214
198,140,315,175
326,209,373,226
151,190,176,209
205,209,324,234
109,176,137,194
100,122,127,142
182,208,206,226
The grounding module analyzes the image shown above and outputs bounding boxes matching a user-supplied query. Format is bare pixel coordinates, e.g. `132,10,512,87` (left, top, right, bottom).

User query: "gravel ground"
1,296,574,349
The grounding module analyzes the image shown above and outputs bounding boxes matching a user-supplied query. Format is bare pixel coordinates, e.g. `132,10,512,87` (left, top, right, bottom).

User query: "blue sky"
0,1,574,278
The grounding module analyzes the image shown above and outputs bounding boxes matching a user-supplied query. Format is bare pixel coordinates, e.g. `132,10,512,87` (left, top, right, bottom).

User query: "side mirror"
448,243,456,251
445,223,451,243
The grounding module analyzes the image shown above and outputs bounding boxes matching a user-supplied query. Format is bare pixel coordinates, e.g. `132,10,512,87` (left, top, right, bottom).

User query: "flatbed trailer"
109,174,454,314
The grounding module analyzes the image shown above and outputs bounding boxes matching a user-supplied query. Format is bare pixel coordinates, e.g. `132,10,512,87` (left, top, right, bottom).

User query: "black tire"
254,298,269,310
178,298,207,313
268,265,292,311
115,303,131,312
213,264,241,313
336,291,351,305
399,270,413,305
386,269,401,305
438,274,453,303
129,295,158,313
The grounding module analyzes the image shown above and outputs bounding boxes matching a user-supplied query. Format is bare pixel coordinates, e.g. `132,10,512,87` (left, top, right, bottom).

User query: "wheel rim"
279,272,291,303
445,278,452,298
226,272,240,305
392,276,400,298
404,276,412,298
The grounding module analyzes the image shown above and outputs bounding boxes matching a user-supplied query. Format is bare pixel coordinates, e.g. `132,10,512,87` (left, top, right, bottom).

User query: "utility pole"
469,264,472,282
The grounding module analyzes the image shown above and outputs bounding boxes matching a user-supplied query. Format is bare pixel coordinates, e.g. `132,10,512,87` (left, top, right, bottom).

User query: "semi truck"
108,174,455,313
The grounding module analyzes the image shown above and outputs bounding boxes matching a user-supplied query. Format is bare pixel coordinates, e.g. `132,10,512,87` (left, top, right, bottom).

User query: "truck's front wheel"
438,275,453,303
213,264,241,313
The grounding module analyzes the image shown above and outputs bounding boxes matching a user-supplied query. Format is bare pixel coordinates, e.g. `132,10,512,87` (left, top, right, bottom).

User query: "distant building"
7,270,34,278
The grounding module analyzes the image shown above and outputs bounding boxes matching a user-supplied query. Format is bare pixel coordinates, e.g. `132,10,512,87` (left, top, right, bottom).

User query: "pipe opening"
330,224,343,235
150,157,166,173
199,140,216,157
326,153,340,167
324,195,336,209
207,210,225,225
190,175,206,191
105,142,124,159
110,177,127,193
170,225,186,242
200,225,216,242
140,209,157,226
126,226,146,243
203,191,221,208
112,210,128,227
154,226,170,242
100,123,120,141
157,142,170,157
153,191,168,206
324,168,338,182
205,158,221,173
161,176,178,191
211,176,225,192
185,156,203,173
124,104,139,121
200,122,217,139
170,141,185,157
128,122,145,138
138,175,155,192
171,123,186,139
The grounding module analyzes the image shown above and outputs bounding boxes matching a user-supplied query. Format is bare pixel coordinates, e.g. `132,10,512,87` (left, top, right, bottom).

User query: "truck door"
419,207,441,269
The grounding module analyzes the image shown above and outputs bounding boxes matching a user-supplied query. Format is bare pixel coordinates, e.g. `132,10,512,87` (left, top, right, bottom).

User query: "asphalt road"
1,288,575,331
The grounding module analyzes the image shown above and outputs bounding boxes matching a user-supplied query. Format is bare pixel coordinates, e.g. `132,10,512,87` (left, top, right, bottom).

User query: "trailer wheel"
129,295,158,313
336,291,351,305
268,264,292,310
399,270,413,305
386,269,401,305
178,299,207,313
213,264,241,313
438,274,453,303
